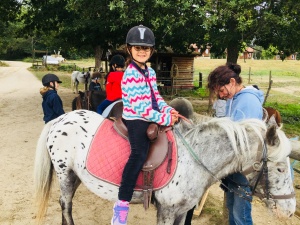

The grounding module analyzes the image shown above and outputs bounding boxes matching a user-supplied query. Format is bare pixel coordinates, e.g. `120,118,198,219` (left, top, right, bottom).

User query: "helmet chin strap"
49,82,56,91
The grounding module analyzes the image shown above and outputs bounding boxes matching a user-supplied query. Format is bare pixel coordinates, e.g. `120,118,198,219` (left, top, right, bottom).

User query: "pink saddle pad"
86,119,177,191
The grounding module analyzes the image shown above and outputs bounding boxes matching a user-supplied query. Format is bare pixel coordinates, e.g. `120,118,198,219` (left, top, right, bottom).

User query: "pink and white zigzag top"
122,63,175,126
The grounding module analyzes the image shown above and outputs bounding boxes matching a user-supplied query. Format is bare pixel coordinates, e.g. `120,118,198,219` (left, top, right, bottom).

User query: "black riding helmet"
42,73,62,86
109,55,125,68
126,25,155,47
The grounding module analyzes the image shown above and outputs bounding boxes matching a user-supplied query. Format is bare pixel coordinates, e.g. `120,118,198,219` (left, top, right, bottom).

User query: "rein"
174,122,295,202
173,126,252,199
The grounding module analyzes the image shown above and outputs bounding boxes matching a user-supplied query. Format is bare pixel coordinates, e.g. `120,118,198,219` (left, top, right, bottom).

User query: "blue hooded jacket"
42,90,65,123
226,86,264,121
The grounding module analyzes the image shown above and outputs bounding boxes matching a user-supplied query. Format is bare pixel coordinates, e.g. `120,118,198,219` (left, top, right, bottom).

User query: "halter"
242,140,295,201
174,123,295,202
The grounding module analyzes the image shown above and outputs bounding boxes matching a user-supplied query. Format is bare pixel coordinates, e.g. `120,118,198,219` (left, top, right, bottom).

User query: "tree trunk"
226,19,240,64
94,45,103,71
226,40,239,64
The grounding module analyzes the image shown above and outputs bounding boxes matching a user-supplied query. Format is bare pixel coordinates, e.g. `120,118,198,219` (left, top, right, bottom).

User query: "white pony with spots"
34,110,295,225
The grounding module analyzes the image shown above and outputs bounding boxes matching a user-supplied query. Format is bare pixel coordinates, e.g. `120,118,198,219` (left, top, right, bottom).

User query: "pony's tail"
33,121,54,224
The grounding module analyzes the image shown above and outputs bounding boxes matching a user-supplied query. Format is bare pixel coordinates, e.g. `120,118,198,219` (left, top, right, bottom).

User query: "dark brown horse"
72,90,123,118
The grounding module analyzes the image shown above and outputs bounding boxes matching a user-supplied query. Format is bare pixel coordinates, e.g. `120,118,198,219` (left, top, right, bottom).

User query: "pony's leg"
173,213,187,225
156,204,176,225
75,81,79,94
156,204,187,225
59,170,81,225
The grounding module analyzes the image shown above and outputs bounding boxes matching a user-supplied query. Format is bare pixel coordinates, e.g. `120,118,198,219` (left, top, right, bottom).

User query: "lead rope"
174,125,252,201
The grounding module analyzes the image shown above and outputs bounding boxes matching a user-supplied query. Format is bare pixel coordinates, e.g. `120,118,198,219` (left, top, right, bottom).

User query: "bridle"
174,118,295,202
242,140,295,201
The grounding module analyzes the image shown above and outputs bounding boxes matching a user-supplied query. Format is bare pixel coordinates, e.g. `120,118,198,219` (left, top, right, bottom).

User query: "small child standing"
111,25,179,225
40,73,65,123
212,98,226,117
89,72,102,91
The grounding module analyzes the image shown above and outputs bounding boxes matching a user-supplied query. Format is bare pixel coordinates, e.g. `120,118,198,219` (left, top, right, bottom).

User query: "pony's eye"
276,162,287,173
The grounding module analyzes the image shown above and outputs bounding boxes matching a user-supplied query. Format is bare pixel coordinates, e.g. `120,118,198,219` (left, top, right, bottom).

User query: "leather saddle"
113,117,173,209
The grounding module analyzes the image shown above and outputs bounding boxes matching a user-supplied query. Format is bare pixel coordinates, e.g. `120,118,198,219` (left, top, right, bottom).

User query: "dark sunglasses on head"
132,46,152,52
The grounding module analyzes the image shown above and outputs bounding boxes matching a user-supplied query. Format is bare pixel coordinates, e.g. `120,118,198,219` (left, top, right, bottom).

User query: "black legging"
118,119,150,201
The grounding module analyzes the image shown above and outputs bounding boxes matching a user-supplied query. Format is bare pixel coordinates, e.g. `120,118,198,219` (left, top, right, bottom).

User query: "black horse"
72,90,123,118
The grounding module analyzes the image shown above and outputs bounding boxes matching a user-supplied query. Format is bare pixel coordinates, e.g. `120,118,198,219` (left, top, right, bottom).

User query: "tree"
194,0,300,63
0,0,21,23
255,0,300,61
0,1,29,58
21,0,207,68
12,0,300,65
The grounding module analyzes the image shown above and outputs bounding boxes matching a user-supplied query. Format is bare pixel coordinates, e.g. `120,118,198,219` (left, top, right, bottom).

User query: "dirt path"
0,61,299,225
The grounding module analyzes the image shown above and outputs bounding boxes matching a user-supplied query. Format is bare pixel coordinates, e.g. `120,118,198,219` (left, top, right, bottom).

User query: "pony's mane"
179,115,290,162
183,117,266,159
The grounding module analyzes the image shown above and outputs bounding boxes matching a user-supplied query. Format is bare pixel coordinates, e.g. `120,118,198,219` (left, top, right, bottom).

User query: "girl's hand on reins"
171,115,179,125
171,110,179,125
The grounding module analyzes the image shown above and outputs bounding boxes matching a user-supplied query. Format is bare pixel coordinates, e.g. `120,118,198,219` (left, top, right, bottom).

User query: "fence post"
248,67,251,84
263,71,272,106
199,72,203,88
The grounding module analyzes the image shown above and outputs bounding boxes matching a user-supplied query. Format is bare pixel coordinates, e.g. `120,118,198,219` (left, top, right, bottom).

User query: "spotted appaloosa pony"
71,71,90,94
34,110,295,225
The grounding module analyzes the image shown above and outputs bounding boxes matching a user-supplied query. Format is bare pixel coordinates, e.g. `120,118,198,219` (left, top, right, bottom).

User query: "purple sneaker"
111,202,129,225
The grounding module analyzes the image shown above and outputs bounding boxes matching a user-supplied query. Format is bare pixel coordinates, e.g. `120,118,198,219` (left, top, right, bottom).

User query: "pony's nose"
289,213,294,218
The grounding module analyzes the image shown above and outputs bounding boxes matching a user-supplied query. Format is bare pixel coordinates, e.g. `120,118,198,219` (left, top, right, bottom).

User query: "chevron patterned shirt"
122,63,175,126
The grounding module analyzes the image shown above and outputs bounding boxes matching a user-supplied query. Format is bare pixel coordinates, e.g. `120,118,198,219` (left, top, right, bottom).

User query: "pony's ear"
79,91,85,97
266,125,279,146
267,115,278,128
176,117,194,132
262,107,268,123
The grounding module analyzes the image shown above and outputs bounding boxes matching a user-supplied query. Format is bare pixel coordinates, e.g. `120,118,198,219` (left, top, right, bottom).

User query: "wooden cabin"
239,47,254,59
105,51,196,94
275,53,297,60
149,52,196,93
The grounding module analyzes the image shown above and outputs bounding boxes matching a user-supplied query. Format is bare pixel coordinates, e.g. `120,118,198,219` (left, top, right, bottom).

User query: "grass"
29,58,300,137
190,58,300,137
0,61,9,67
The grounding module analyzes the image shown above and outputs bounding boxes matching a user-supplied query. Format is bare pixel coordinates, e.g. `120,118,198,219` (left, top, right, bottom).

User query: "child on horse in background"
96,55,125,114
89,72,102,91
111,25,179,225
40,73,65,124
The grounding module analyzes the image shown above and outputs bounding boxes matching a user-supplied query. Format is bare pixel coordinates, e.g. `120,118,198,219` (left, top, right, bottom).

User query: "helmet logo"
138,28,146,39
